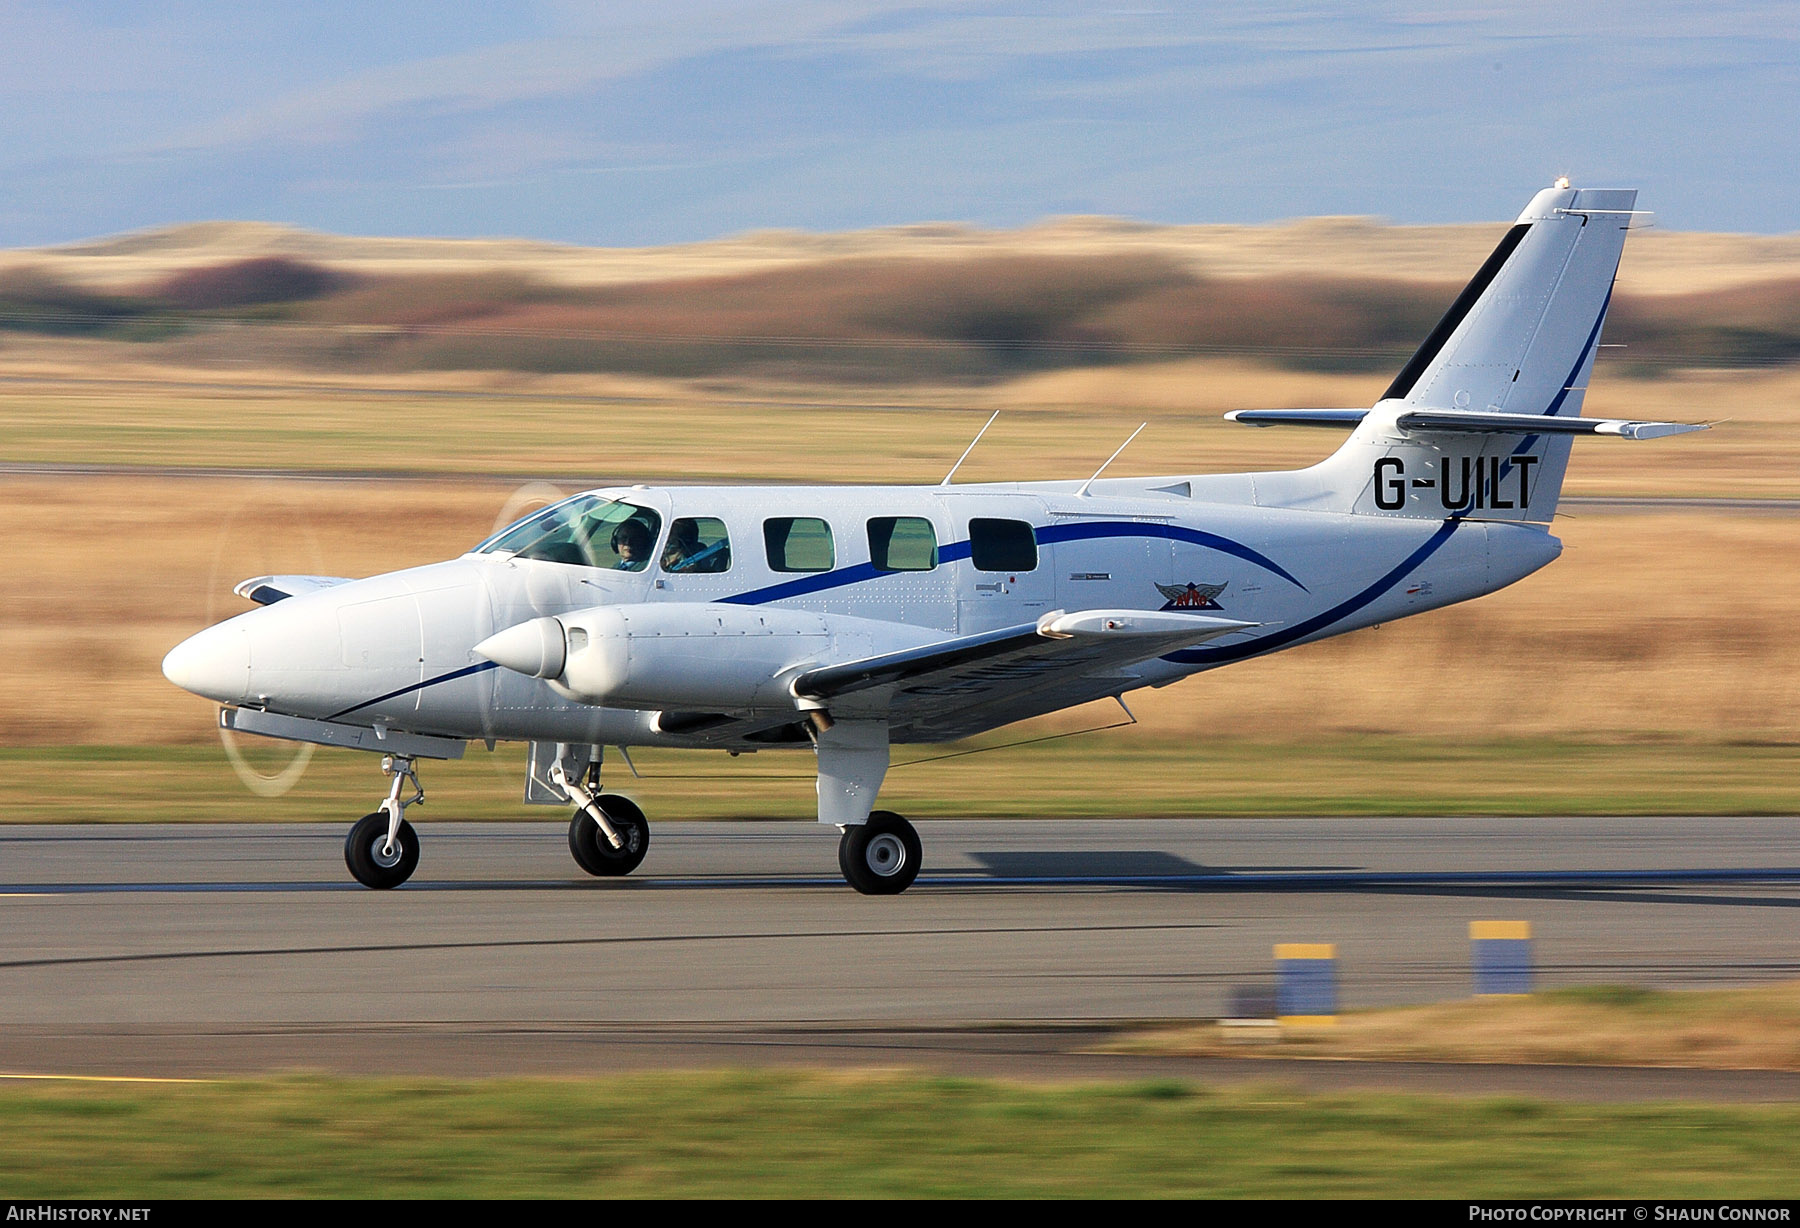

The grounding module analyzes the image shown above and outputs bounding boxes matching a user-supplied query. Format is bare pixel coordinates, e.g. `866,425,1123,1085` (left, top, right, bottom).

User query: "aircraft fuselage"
165,475,1560,749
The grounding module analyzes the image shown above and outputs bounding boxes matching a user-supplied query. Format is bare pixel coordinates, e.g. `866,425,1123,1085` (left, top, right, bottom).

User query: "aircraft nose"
161,623,251,704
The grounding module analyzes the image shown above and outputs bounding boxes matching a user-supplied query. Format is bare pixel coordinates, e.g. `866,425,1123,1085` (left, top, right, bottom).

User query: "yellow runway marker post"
1275,942,1338,1027
1471,920,1534,996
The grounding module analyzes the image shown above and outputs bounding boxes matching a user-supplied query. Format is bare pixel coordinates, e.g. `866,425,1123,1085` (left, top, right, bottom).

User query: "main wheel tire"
839,810,921,895
568,796,650,877
344,811,420,889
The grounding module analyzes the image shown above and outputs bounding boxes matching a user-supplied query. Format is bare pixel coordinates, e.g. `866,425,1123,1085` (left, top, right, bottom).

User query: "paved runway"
3,817,1799,1093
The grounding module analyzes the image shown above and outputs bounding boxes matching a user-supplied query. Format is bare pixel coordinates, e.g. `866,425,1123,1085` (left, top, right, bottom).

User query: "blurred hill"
3,215,1798,382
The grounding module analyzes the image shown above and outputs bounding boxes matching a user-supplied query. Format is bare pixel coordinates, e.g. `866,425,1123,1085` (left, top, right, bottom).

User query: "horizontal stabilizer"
234,574,353,605
1225,407,1705,441
1393,409,1708,440
1225,409,1368,429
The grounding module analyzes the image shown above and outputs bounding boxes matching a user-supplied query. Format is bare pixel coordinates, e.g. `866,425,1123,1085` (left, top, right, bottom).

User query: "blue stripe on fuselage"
720,521,1306,606
1032,521,1308,591
1163,518,1463,667
327,659,499,721
330,523,1308,716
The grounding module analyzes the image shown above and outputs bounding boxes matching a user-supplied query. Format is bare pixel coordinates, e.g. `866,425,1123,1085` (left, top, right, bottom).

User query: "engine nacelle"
476,603,942,711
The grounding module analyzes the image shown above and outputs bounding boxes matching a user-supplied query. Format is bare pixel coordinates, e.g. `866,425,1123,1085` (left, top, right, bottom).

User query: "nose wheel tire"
345,812,420,889
839,810,921,895
569,796,650,877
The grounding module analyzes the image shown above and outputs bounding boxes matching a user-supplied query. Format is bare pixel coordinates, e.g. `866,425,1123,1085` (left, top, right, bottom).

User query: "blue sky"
2,2,1795,245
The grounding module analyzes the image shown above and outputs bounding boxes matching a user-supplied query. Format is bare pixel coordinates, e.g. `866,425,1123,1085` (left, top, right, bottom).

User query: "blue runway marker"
1472,920,1534,995
1275,943,1338,1024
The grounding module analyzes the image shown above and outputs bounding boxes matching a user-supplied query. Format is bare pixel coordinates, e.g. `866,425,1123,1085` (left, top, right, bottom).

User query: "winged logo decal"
1156,580,1227,611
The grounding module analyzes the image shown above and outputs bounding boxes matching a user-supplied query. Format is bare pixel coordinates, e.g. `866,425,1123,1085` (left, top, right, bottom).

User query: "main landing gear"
337,738,917,893
838,811,921,896
813,717,920,895
553,755,650,877
340,749,653,889
568,795,650,877
344,755,424,889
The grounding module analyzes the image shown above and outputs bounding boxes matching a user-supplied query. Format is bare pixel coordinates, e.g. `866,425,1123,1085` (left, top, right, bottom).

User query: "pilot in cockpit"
610,520,653,571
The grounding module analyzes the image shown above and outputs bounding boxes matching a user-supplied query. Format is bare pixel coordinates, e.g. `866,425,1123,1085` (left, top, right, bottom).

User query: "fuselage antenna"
1075,422,1147,498
940,410,1001,486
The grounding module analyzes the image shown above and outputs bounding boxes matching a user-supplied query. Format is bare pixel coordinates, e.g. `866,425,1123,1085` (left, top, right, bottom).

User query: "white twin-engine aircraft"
163,184,1704,894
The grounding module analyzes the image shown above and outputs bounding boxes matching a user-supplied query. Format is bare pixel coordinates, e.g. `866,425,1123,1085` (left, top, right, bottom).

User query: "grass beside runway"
1,737,1795,823
1123,983,1800,1072
1,1070,1798,1198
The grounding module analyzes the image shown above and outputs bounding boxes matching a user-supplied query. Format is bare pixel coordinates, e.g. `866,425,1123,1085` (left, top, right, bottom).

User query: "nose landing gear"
344,755,425,889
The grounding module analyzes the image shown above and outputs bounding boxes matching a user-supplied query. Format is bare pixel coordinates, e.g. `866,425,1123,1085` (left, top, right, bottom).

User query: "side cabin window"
868,516,938,572
764,516,835,573
968,518,1037,572
663,516,732,574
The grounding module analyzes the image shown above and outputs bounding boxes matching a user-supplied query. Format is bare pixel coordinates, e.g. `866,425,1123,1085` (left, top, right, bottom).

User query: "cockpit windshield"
475,494,662,572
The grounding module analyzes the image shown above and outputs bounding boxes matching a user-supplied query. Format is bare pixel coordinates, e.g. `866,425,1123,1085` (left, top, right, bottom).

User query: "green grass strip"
2,1071,1798,1198
1,737,1795,823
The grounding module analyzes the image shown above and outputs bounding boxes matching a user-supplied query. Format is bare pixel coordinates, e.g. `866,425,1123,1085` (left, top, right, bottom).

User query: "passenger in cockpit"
662,519,703,571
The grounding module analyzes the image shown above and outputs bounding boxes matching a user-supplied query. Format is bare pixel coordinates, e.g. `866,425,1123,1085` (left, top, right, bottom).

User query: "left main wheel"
569,796,650,877
839,810,922,895
345,811,420,889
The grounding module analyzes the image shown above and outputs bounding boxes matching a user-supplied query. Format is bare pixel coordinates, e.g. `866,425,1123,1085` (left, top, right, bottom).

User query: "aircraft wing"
791,609,1255,736
233,575,355,605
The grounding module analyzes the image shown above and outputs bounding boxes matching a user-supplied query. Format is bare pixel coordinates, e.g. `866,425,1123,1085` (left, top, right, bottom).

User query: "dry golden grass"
1124,983,1800,1071
0,476,499,745
1031,508,1800,743
0,345,1794,494
3,466,1795,748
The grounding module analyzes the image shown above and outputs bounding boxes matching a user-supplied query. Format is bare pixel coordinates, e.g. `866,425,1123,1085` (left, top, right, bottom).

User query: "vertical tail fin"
1314,186,1639,522
1385,185,1635,421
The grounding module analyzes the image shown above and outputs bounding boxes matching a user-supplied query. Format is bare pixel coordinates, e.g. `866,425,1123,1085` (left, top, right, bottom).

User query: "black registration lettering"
1373,457,1405,509
1373,455,1539,512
